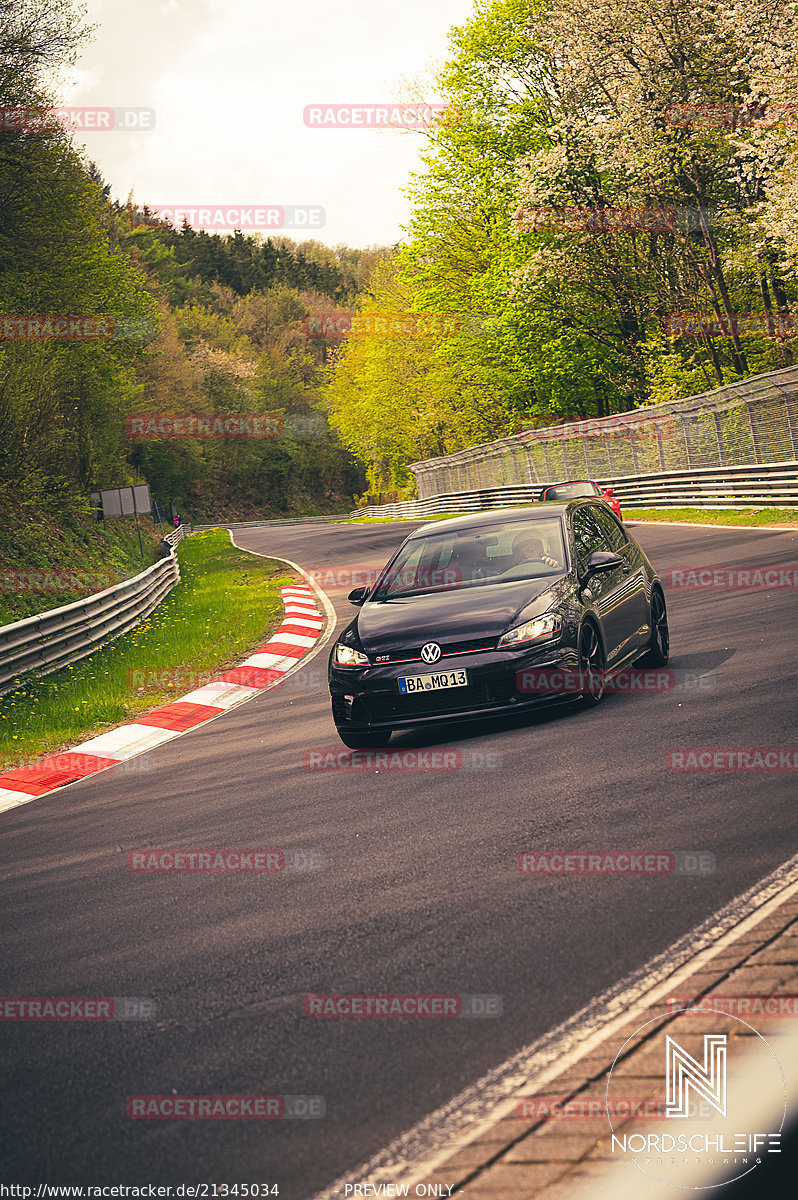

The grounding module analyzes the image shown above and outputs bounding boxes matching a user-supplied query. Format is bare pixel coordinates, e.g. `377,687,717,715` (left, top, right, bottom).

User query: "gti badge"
420,642,442,664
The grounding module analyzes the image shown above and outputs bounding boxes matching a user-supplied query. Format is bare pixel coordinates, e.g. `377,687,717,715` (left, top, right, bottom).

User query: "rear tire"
577,621,605,706
640,588,669,666
336,730,392,749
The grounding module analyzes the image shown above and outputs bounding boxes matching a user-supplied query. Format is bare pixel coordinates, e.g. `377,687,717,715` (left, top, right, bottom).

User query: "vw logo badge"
420,642,442,664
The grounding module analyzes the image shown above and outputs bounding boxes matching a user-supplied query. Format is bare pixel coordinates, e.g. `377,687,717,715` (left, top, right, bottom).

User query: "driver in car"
510,532,559,569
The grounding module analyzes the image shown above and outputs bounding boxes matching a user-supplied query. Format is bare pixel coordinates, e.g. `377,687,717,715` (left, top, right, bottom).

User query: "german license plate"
398,669,468,694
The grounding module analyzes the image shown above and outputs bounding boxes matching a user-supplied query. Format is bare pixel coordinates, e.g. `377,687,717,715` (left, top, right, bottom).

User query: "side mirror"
579,550,623,590
347,585,369,606
605,487,614,496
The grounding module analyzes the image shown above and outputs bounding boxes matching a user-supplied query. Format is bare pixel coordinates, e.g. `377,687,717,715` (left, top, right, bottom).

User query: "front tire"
640,588,669,666
336,729,392,749
578,621,605,706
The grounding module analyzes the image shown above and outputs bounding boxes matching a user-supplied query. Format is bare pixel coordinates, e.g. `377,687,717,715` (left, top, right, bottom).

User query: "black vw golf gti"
328,502,669,747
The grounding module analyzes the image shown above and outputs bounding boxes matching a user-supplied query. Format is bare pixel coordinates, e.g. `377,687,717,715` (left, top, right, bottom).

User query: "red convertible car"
538,479,622,520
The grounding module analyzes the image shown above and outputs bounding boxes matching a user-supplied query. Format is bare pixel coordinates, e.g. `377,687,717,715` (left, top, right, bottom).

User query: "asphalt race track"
1,518,796,1197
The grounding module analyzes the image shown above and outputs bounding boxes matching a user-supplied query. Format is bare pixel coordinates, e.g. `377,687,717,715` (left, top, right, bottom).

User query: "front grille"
362,676,516,723
383,636,496,663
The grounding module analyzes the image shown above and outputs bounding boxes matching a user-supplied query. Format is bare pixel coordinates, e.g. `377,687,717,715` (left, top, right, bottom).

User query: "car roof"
410,501,574,539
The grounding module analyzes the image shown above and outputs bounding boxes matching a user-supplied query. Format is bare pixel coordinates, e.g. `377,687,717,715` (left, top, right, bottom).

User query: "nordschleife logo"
666,1033,727,1118
606,1008,785,1189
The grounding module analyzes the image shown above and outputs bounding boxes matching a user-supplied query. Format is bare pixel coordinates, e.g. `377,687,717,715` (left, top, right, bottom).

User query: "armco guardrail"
0,525,186,696
594,460,798,509
351,461,798,520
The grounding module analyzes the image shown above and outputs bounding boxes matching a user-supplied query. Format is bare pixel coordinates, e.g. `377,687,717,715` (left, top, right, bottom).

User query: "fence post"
540,439,551,479
523,440,536,484
746,403,762,464
783,396,798,459
655,424,666,470
629,427,640,472
712,412,727,466
682,415,692,471
513,440,531,485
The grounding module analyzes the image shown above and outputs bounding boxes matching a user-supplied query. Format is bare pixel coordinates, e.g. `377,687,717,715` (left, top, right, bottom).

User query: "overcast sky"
63,0,476,248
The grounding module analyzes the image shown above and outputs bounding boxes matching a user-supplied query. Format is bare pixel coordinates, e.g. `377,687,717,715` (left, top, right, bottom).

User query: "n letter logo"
666,1033,727,1118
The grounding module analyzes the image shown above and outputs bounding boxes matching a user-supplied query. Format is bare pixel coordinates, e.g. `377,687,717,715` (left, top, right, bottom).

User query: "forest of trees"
324,0,798,494
4,0,798,514
0,0,375,524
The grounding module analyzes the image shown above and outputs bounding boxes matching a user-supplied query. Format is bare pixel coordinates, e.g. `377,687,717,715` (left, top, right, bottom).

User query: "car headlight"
498,613,562,648
333,642,370,668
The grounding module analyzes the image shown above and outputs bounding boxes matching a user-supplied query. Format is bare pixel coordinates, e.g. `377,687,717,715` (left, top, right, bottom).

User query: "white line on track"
225,532,339,667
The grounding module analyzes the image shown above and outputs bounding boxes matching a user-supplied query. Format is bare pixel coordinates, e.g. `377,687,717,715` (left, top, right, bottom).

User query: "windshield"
372,518,567,600
543,482,599,500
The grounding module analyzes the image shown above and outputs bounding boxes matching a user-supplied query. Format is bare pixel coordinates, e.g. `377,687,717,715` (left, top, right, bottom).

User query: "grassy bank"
622,507,798,526
0,529,296,772
0,509,165,626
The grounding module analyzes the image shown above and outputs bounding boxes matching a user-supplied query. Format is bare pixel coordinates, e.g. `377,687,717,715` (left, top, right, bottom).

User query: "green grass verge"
0,529,296,772
623,507,798,526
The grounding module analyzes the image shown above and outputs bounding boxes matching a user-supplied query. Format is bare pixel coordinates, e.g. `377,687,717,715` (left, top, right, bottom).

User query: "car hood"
354,577,563,653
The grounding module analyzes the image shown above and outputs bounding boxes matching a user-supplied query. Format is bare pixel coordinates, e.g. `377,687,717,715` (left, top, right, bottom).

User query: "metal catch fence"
409,365,798,499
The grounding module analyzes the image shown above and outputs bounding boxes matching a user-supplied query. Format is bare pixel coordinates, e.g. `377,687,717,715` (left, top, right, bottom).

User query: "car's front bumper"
329,643,579,732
